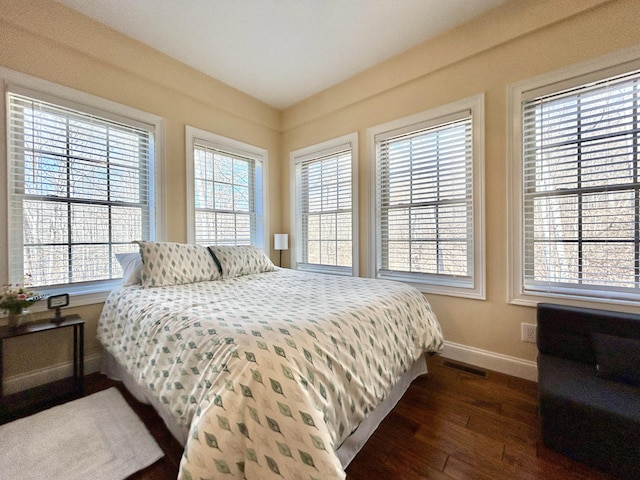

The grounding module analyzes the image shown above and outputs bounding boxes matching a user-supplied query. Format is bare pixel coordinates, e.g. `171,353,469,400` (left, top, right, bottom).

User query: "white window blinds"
376,112,474,286
294,145,353,274
193,143,258,246
522,70,640,300
7,91,154,288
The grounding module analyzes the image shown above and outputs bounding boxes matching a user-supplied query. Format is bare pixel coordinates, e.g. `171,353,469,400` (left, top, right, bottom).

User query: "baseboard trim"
3,352,103,395
4,344,537,394
441,341,538,382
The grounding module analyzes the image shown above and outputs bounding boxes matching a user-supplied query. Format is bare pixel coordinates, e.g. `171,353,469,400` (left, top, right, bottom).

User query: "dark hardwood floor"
10,355,621,479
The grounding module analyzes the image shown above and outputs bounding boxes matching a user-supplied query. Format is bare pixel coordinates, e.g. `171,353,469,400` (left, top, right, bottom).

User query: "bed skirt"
101,349,427,468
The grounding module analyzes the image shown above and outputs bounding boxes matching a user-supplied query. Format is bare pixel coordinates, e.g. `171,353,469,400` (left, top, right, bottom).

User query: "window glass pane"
195,211,217,245
582,192,634,240
111,164,141,204
71,204,110,243
440,242,468,276
307,241,320,264
23,246,68,286
320,213,336,239
582,244,635,288
112,206,143,243
410,207,436,240
236,214,251,242
336,212,352,240
387,241,411,271
320,240,337,265
23,200,68,243
411,243,437,274
234,159,249,186
216,212,239,245
214,154,233,184
337,241,351,267
26,110,66,155
72,244,110,283
233,185,249,211
70,158,108,200
307,215,320,241
215,183,234,210
531,243,579,283
194,179,211,209
24,154,67,196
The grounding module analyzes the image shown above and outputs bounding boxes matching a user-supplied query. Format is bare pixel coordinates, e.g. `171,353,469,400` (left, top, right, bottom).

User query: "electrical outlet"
521,323,537,343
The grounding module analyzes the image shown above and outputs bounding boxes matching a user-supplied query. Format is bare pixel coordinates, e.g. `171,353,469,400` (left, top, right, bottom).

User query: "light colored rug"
0,387,164,480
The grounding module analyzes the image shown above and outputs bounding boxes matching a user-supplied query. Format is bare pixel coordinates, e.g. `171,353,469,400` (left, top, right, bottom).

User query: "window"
291,133,358,276
370,95,485,298
509,48,640,306
4,79,163,303
186,126,268,247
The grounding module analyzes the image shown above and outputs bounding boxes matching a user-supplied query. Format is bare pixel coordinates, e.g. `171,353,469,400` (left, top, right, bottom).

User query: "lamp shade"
274,233,288,250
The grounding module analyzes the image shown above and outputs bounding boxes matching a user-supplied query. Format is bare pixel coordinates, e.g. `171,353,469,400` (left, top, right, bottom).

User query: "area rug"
0,387,164,480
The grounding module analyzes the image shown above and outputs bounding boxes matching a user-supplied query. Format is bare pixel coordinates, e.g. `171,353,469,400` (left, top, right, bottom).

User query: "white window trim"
290,132,359,276
0,67,166,311
507,44,640,309
185,125,270,250
368,94,486,299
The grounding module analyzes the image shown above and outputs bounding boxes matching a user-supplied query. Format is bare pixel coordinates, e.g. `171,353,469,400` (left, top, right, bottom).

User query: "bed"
98,241,443,480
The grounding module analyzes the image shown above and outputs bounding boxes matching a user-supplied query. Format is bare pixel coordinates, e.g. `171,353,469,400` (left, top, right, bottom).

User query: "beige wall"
0,0,281,381
2,0,640,384
280,0,640,364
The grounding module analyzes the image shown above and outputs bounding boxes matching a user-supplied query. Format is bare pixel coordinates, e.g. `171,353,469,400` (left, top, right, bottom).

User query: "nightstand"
0,314,84,423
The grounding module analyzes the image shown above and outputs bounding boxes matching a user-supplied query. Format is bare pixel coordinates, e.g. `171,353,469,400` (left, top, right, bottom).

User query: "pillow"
593,332,640,386
137,241,221,287
115,252,142,286
207,245,275,279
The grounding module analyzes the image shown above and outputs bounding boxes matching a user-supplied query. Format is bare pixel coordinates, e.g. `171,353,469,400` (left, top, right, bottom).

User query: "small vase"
7,311,22,328
7,309,31,328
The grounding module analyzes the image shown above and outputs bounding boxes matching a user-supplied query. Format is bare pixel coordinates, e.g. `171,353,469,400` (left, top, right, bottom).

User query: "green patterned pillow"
137,241,221,287
207,245,275,279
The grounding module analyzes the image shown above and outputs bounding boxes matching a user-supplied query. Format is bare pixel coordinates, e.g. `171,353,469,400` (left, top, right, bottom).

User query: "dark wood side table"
0,314,84,423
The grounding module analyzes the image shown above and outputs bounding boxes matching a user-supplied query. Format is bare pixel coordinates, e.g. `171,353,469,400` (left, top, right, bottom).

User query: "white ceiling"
55,0,507,109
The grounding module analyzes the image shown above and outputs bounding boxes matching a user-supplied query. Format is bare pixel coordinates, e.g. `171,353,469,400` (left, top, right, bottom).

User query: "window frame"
185,125,269,249
507,45,640,308
290,132,359,276
0,67,166,309
368,94,485,299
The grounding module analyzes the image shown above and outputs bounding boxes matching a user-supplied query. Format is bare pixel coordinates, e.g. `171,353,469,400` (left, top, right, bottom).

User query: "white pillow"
137,241,221,287
116,252,143,286
208,245,275,279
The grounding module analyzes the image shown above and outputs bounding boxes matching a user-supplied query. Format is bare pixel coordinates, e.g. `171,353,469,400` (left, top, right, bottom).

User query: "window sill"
510,289,640,311
20,280,120,314
296,265,354,276
377,272,485,300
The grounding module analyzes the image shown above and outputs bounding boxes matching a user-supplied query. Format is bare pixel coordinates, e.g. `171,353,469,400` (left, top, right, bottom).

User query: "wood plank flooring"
17,355,622,479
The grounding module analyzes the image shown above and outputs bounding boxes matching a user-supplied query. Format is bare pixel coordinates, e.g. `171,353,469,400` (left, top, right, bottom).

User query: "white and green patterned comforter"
98,269,443,480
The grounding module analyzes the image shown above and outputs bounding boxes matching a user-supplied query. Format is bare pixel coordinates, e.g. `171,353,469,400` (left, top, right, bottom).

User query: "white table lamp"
274,234,288,267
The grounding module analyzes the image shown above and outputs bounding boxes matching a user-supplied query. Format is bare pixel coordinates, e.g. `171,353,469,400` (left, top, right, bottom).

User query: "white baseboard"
3,343,537,395
441,341,538,382
3,352,103,395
